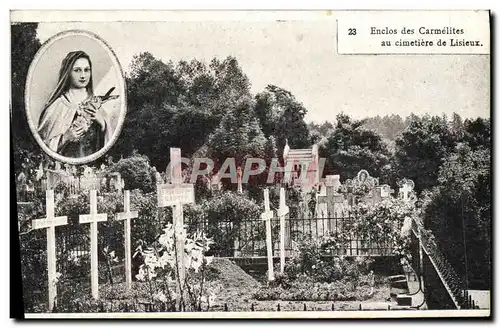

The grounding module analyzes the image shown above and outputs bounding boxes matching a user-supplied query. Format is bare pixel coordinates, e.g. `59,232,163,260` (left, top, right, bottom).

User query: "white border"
24,309,490,319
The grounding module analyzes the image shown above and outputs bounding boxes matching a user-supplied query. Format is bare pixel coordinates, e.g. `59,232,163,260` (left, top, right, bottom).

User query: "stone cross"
116,190,139,290
277,187,289,274
32,190,68,312
79,190,108,299
261,188,275,282
400,181,414,200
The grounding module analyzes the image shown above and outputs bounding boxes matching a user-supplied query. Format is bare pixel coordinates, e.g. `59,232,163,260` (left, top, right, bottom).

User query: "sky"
37,20,490,123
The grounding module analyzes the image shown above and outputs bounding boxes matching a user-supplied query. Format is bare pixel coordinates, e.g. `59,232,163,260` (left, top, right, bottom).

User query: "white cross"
79,190,108,299
32,190,67,312
261,188,275,282
157,148,195,307
277,187,289,274
116,190,138,290
400,183,413,200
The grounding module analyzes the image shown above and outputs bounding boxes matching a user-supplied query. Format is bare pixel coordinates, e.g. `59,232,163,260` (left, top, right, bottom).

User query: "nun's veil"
38,51,94,125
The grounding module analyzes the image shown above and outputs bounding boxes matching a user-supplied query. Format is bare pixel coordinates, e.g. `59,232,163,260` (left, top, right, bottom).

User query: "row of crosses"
260,186,289,282
32,189,138,312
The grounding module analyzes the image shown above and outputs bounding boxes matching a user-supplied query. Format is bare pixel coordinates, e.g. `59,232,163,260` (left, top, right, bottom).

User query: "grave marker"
261,188,275,281
277,187,289,273
380,184,394,198
116,190,139,290
157,148,195,305
32,190,68,312
237,166,243,194
79,190,108,299
399,179,414,201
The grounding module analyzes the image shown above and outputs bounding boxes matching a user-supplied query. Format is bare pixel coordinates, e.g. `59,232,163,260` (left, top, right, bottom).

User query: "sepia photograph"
25,30,126,164
10,10,491,319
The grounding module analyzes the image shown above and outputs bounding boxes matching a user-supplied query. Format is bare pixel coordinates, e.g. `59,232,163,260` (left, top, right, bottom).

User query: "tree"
422,144,491,289
392,115,456,193
325,113,391,180
110,152,157,193
463,117,490,150
255,85,311,156
112,55,253,171
11,23,42,175
206,96,267,174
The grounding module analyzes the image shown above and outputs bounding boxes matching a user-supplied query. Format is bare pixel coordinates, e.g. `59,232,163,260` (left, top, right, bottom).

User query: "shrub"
110,153,157,193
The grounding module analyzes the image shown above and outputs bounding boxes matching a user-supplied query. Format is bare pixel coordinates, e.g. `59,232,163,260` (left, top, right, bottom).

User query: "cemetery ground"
38,258,397,313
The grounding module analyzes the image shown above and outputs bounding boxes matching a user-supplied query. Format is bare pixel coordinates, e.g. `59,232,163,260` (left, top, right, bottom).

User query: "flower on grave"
51,272,62,287
158,251,176,269
205,256,214,266
153,290,169,303
136,264,157,281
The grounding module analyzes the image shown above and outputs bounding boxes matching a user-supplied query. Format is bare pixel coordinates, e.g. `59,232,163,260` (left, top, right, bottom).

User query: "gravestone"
325,175,346,218
316,182,328,218
398,179,415,201
380,184,394,199
80,167,100,191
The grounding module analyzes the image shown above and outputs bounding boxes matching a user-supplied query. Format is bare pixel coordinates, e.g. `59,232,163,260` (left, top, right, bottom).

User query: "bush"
280,237,374,285
110,153,157,193
185,191,262,257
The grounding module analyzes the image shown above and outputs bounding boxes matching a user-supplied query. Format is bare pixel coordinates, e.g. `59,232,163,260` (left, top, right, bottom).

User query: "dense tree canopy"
324,114,391,180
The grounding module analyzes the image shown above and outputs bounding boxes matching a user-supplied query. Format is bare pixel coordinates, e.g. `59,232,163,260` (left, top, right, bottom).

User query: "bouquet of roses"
71,87,119,135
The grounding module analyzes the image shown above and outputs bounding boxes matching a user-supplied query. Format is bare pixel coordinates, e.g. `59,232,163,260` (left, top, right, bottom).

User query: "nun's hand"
62,124,85,144
83,102,105,129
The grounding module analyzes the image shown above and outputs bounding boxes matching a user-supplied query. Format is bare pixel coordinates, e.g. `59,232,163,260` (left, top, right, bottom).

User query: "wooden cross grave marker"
157,148,195,305
116,190,139,290
277,187,289,274
79,190,108,299
261,188,275,282
32,190,68,312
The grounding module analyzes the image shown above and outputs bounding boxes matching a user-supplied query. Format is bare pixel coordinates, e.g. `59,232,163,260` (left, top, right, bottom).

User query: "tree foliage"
422,144,491,289
324,114,391,179
11,23,42,175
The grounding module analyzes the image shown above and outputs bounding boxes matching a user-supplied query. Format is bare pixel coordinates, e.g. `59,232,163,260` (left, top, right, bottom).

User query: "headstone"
316,183,328,218
399,179,414,201
81,167,99,191
157,148,195,305
380,184,394,198
357,169,369,183
116,190,139,290
35,163,44,181
155,169,163,184
261,188,275,282
79,190,108,299
277,187,289,273
31,190,68,311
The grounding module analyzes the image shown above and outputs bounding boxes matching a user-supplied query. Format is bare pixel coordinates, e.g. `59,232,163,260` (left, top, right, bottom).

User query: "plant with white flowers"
134,223,217,311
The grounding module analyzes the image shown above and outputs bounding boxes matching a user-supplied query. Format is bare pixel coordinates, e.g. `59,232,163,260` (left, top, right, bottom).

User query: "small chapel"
282,139,320,191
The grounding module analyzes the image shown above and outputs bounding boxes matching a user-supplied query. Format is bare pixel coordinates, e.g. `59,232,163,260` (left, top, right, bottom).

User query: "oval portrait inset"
25,30,127,164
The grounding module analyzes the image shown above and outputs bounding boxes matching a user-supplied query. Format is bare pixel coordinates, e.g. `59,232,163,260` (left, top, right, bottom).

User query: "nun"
37,51,118,158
